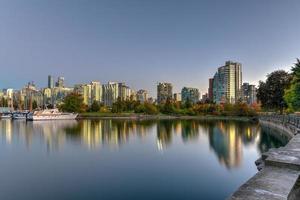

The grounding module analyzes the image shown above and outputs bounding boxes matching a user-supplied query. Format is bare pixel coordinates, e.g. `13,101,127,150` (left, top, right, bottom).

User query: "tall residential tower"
48,75,54,88
56,76,65,88
241,83,257,105
181,87,200,104
157,82,173,104
208,78,214,102
213,61,242,104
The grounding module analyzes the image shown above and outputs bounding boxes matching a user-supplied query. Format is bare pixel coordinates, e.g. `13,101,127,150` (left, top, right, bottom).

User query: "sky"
0,0,299,97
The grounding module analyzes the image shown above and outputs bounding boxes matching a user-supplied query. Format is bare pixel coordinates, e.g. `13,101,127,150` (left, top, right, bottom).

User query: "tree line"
59,58,300,116
257,59,300,113
59,93,258,117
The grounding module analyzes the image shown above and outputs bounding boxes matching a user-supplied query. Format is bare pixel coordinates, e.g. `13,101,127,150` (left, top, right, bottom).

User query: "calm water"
0,119,288,200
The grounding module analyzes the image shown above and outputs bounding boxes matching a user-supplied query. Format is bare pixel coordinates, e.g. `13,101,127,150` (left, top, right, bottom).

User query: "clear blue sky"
0,0,299,96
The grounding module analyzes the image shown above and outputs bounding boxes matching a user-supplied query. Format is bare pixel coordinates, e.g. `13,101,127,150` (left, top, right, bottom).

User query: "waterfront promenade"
229,114,300,200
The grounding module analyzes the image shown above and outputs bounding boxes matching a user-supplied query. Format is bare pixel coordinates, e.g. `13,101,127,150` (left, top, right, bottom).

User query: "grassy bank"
78,112,257,122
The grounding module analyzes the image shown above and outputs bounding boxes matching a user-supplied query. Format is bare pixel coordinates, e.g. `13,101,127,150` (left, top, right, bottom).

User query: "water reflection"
0,119,12,144
0,119,288,169
207,122,256,168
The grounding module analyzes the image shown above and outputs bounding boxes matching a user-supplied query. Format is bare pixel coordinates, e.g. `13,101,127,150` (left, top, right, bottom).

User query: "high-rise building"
201,93,209,103
56,76,65,88
74,84,92,106
118,83,133,101
3,88,14,109
48,75,54,88
181,87,200,104
202,93,209,103
130,90,137,101
208,78,214,101
74,82,102,106
241,83,257,105
136,90,149,103
51,87,73,107
91,81,102,103
102,82,119,107
173,93,182,102
157,82,173,104
213,61,242,104
43,88,52,106
213,72,222,104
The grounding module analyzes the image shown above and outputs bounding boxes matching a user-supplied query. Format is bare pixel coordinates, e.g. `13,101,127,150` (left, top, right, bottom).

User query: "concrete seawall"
228,115,300,200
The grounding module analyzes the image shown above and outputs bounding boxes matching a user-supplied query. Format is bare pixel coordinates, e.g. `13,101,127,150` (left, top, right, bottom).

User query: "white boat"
27,109,78,121
12,112,28,120
0,113,12,119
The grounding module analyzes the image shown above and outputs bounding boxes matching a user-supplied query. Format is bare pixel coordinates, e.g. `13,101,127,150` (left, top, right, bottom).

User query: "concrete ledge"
229,167,299,200
259,119,294,139
228,117,300,200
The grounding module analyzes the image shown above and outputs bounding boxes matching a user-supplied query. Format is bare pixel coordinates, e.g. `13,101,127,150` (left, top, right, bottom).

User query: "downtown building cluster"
157,83,200,104
73,81,149,107
45,77,151,108
0,76,150,110
157,61,257,105
208,61,257,104
0,60,257,111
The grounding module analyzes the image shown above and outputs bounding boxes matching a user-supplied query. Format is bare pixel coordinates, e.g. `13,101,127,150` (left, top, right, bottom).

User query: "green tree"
32,100,38,109
59,93,86,113
112,97,125,113
89,101,101,112
134,104,145,113
144,102,159,114
257,70,291,112
257,81,267,108
284,84,300,111
183,98,192,109
0,97,8,107
284,59,300,111
291,59,300,80
161,97,175,114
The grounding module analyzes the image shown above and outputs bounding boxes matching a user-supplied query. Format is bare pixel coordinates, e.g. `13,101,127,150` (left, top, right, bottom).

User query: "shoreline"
77,113,257,121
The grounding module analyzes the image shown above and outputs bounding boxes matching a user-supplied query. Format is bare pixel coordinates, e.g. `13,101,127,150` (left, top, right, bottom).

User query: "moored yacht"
0,113,12,119
27,109,78,121
12,111,29,120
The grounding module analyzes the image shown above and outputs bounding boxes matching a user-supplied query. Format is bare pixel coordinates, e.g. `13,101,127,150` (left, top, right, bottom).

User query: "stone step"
228,167,300,200
265,149,300,171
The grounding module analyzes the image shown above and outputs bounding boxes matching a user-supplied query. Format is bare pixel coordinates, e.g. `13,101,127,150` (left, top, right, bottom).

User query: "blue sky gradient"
0,0,299,96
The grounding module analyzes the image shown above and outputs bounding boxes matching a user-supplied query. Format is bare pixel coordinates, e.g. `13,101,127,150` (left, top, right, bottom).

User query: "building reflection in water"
156,120,173,150
64,120,155,150
31,121,75,152
0,119,12,144
181,120,199,142
207,121,260,169
0,119,287,169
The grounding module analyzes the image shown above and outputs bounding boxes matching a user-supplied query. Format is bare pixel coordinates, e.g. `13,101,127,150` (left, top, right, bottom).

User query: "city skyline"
1,0,299,97
2,60,251,97
0,60,258,111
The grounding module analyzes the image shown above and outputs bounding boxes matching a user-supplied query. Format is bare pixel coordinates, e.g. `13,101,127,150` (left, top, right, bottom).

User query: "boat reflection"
0,119,288,169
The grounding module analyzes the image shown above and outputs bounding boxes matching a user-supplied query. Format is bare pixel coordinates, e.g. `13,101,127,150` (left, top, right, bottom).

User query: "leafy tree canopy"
89,101,101,112
284,59,300,111
257,70,291,111
59,93,86,113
